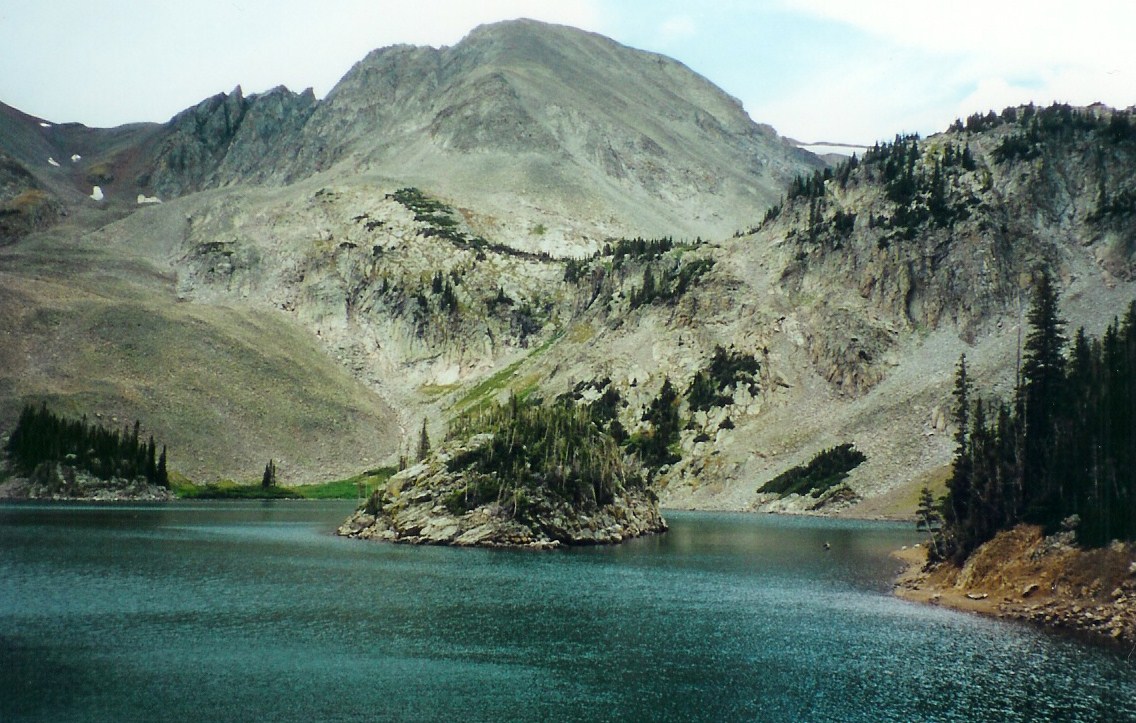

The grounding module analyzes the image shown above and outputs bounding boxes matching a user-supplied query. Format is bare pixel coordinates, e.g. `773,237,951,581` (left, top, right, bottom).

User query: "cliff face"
146,85,318,198
751,106,1136,400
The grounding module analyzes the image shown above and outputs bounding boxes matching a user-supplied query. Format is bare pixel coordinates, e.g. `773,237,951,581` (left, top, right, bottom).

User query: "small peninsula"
0,404,173,501
894,527,1136,648
339,396,667,548
896,284,1136,648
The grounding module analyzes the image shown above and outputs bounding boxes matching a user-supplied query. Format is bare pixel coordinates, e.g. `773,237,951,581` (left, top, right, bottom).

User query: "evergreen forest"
442,393,647,516
932,273,1136,561
5,404,170,487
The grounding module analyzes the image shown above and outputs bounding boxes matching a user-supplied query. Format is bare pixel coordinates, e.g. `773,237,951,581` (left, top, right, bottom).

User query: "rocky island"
339,396,667,548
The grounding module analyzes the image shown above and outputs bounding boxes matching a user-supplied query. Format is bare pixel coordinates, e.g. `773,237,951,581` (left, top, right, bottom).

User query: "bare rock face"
147,85,318,198
759,107,1136,400
128,19,822,250
338,435,667,549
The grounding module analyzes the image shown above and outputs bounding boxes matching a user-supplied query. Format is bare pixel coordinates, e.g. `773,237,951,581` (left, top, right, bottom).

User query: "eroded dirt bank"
894,525,1136,650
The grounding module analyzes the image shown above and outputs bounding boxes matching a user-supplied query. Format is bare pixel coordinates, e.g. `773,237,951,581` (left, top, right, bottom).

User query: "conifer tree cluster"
759,443,866,497
935,274,1136,561
609,236,675,266
261,459,277,488
859,134,975,232
991,103,1134,164
779,132,979,250
628,258,715,309
555,378,628,444
632,378,681,469
445,394,645,515
686,346,761,412
5,404,169,487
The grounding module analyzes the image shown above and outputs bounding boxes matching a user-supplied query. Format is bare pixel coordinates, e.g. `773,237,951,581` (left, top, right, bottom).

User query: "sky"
1,0,1133,145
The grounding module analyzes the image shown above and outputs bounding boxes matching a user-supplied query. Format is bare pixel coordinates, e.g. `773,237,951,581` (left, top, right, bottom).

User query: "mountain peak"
2,21,822,249
273,21,822,247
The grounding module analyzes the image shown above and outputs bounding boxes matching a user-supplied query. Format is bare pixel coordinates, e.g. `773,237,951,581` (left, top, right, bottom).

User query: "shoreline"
892,527,1136,652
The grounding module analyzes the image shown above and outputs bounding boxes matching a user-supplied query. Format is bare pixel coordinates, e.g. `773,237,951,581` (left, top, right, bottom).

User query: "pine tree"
145,436,158,483
637,378,680,468
916,486,945,561
416,418,431,462
157,446,169,488
635,266,657,307
944,354,972,556
262,459,277,488
1018,269,1067,526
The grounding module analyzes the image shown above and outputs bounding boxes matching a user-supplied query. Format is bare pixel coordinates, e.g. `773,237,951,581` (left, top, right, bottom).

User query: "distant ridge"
1,19,824,251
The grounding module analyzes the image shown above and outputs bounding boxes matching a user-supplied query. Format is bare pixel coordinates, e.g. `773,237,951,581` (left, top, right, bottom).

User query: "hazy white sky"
1,0,1132,145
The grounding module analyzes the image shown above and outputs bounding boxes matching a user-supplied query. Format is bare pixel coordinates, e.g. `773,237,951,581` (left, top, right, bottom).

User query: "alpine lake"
2,500,1134,722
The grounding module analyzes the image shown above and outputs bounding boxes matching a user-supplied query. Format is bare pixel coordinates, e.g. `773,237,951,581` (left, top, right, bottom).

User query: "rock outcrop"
147,85,318,198
0,464,172,501
0,20,821,250
338,434,667,549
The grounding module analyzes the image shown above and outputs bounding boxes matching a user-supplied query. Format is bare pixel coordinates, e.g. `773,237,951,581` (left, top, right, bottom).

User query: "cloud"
658,15,697,44
780,0,1134,62
747,52,958,144
749,0,1136,142
777,0,1136,107
952,78,1040,121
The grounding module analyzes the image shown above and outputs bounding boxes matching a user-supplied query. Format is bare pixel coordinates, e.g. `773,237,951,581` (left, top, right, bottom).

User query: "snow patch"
71,154,81,163
796,142,867,158
136,194,162,205
39,122,52,128
47,157,60,167
90,186,104,201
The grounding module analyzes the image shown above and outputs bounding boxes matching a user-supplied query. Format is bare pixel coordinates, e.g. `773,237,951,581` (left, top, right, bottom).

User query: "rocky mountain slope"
1,22,1133,514
1,20,820,252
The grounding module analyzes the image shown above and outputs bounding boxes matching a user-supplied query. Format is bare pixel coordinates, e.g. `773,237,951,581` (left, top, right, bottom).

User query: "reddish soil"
894,525,1136,651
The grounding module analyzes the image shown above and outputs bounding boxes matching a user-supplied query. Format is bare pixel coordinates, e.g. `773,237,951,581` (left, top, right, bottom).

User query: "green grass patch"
176,480,302,499
455,357,527,411
565,322,595,343
453,332,563,412
294,467,395,499
174,467,395,500
418,383,460,400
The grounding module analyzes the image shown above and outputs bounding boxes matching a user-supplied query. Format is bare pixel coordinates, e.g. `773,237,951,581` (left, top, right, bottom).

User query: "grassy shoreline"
173,467,395,500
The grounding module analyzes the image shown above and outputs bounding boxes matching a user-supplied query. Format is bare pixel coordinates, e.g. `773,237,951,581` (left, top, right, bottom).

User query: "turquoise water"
1,501,1134,722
